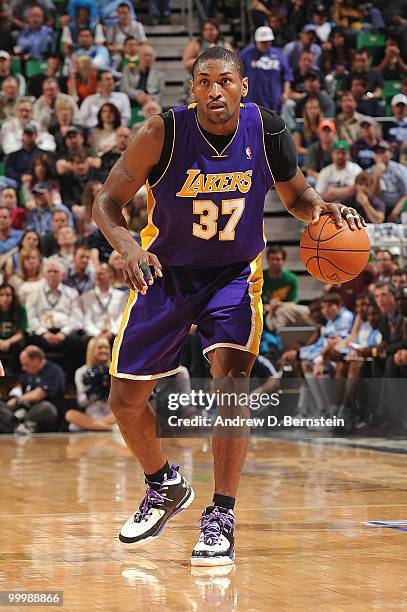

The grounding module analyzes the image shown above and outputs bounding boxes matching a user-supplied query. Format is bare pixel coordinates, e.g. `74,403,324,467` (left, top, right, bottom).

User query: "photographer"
65,337,115,431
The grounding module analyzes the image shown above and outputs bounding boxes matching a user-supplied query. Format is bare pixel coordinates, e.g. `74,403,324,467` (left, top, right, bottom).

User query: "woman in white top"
8,247,43,304
89,103,121,155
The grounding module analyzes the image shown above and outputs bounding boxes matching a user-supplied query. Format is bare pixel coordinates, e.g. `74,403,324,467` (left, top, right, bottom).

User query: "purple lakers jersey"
140,103,274,267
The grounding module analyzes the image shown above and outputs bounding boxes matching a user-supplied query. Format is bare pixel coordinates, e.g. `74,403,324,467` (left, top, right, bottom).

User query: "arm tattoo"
291,185,324,214
115,155,136,183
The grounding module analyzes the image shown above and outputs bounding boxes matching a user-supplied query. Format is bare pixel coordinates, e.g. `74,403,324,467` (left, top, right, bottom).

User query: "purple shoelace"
198,508,235,545
134,464,179,523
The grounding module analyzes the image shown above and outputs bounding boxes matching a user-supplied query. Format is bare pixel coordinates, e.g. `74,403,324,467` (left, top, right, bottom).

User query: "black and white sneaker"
191,506,235,566
119,464,194,548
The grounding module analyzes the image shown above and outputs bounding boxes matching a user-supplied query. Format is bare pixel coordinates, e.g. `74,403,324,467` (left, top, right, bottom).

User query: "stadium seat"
26,60,47,78
130,107,144,125
356,32,386,50
10,58,22,75
0,161,4,176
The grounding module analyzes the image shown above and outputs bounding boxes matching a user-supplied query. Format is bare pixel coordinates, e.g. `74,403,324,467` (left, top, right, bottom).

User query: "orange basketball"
300,214,371,284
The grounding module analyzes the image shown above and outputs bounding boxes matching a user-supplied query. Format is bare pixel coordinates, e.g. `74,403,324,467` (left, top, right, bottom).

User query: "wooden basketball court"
1,433,407,610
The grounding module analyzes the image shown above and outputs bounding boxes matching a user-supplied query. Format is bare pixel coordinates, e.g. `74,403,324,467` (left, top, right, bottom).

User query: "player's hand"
311,202,367,231
123,246,162,294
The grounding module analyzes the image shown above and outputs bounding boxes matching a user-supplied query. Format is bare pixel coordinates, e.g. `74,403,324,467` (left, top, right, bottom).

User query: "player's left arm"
260,107,367,231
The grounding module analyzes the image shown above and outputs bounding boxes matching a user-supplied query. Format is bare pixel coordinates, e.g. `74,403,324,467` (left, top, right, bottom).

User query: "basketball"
300,214,371,284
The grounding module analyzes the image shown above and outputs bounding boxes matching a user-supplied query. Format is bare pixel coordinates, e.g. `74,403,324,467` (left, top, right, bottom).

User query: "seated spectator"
120,44,165,107
0,50,26,95
376,36,407,81
0,75,21,121
64,243,95,294
0,283,27,372
55,126,99,170
27,52,67,99
316,140,362,202
67,55,97,104
40,209,69,257
87,229,114,264
350,117,380,170
106,2,146,66
324,261,377,312
49,99,77,151
374,249,399,283
10,0,55,29
306,3,331,42
80,263,128,339
0,207,23,262
33,78,80,130
72,180,101,237
26,183,72,235
66,337,115,431
350,76,385,118
89,102,121,155
61,5,104,53
118,35,141,72
100,125,131,176
283,25,322,71
0,186,27,230
384,94,407,161
267,10,294,49
182,19,233,73
8,247,43,304
1,99,56,156
240,26,292,113
289,50,322,102
293,97,322,163
25,259,84,378
49,226,77,270
391,268,407,291
72,27,110,70
262,246,312,330
369,140,407,222
336,91,371,145
343,171,385,224
139,98,162,121
339,49,383,99
4,123,56,189
108,250,127,290
16,6,55,60
4,229,41,277
123,185,147,239
305,119,335,181
79,69,131,128
3,346,64,433
0,3,14,52
22,153,61,208
319,27,352,75
294,69,335,119
99,0,137,28
58,151,102,210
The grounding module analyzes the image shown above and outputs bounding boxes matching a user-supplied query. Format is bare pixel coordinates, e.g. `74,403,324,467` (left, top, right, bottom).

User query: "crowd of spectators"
0,0,406,435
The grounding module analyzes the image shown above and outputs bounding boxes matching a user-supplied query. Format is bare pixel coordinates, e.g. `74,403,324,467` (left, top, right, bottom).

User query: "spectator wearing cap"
58,151,103,210
239,26,292,112
0,207,23,258
336,91,371,145
315,140,362,202
26,184,72,235
343,171,385,224
350,117,380,170
350,76,385,118
32,78,80,130
72,27,110,70
55,126,99,172
0,98,56,156
306,3,331,43
16,6,55,60
4,122,56,188
79,70,131,129
384,94,407,161
369,139,407,222
0,50,26,95
294,68,335,120
27,53,67,99
305,119,335,181
283,25,322,71
0,76,20,122
120,44,165,107
339,50,383,100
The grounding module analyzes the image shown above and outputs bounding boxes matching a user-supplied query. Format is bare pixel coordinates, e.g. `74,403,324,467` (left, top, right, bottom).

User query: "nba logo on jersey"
246,146,252,159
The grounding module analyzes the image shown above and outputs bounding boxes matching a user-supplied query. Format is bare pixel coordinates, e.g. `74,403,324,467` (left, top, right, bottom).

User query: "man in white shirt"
26,259,84,379
0,97,55,155
79,70,131,128
80,263,128,340
316,140,362,202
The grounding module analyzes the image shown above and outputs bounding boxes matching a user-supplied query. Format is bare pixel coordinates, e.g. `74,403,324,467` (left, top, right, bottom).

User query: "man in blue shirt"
72,27,110,70
27,183,73,235
16,6,54,60
239,26,292,112
0,207,23,256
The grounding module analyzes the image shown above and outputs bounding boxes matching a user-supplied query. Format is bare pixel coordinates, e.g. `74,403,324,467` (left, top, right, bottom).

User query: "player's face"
191,61,248,128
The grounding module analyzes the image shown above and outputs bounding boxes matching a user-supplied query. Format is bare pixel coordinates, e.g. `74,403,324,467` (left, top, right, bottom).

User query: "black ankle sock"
213,493,235,510
145,461,172,483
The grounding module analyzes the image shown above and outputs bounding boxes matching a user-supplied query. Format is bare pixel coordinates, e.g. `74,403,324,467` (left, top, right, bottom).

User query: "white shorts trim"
203,342,258,358
111,366,182,381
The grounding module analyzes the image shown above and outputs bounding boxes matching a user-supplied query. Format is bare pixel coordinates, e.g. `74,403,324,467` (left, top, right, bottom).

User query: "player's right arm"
93,115,164,294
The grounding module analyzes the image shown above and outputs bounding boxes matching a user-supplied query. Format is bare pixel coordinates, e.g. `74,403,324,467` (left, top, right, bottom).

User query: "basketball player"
93,47,365,566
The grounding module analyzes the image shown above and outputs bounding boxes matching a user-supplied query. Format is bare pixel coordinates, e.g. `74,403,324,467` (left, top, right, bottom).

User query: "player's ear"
241,76,248,98
190,79,196,99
